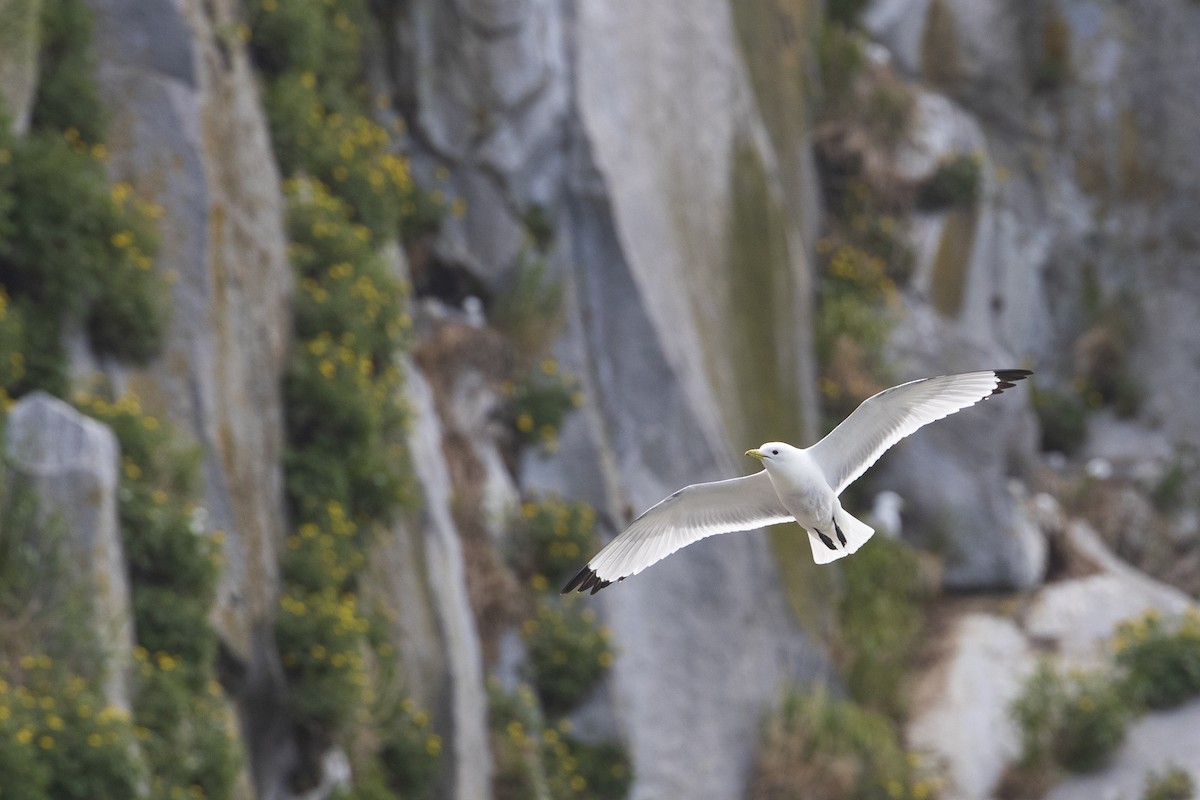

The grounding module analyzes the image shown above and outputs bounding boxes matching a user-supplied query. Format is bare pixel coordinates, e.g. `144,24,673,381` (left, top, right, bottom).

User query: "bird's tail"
806,507,875,565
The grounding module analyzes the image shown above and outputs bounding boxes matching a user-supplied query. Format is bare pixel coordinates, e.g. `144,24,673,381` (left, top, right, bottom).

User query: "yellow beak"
745,449,765,460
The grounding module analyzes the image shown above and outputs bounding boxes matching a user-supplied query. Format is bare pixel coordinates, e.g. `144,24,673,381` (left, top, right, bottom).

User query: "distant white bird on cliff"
562,369,1032,594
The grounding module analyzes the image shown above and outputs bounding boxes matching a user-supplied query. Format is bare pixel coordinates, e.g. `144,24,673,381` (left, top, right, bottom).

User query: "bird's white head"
744,442,797,465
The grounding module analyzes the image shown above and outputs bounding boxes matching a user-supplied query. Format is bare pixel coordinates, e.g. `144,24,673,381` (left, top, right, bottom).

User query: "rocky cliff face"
5,0,1200,798
388,0,836,797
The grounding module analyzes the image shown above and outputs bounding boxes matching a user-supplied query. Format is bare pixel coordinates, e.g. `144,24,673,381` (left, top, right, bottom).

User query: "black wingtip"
561,565,593,594
990,369,1033,395
561,565,619,595
561,565,611,594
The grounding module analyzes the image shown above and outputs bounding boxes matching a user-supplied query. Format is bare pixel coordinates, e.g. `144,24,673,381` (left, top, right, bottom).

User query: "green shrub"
264,75,437,240
276,587,369,730
827,0,871,26
245,0,367,102
488,681,545,800
1142,765,1195,800
0,136,166,392
814,239,897,419
0,285,25,397
748,688,936,800
76,392,239,799
838,535,928,717
0,695,50,800
375,697,443,798
521,205,555,253
86,255,169,364
510,496,599,587
0,658,144,800
32,0,107,142
548,735,631,800
1032,386,1089,455
0,117,13,248
491,256,565,362
486,680,627,800
1114,609,1200,710
1011,660,1130,774
1152,458,1189,513
282,506,368,594
916,154,982,211
507,362,580,452
864,85,915,147
282,177,412,526
522,597,613,717
817,23,866,122
1,135,111,309
133,654,242,800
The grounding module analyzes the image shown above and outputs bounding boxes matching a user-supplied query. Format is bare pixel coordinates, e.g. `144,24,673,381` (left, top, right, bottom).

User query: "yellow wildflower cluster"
0,657,142,789
513,495,599,584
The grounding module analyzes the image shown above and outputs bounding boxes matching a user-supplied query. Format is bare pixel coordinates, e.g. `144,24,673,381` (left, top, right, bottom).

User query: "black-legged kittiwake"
562,369,1032,594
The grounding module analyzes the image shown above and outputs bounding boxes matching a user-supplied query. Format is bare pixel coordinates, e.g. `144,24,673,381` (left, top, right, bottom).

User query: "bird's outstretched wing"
561,471,792,594
807,369,1032,497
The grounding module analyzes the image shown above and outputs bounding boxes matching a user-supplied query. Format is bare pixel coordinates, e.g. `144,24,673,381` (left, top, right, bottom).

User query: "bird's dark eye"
772,449,779,456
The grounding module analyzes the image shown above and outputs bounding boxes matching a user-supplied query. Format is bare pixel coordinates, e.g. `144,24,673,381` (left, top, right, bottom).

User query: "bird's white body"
753,443,875,565
759,445,832,529
563,369,1032,594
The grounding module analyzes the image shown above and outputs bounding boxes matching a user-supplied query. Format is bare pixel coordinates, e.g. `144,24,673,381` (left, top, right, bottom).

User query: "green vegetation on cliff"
245,0,445,794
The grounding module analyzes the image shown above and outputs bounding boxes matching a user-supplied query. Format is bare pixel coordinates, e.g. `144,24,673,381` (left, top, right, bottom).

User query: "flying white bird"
562,369,1031,594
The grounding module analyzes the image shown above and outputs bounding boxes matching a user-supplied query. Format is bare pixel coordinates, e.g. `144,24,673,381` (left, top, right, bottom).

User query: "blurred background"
2,0,1200,798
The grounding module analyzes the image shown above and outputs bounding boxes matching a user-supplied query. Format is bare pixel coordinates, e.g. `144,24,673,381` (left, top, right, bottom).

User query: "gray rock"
1045,699,1200,800
405,361,492,800
554,133,829,800
873,350,1041,589
448,367,519,542
908,521,1200,800
906,613,1033,800
5,392,136,712
81,0,292,793
1024,522,1193,664
0,0,41,134
396,0,571,284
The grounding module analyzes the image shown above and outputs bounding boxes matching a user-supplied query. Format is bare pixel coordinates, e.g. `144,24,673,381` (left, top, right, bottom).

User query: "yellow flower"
88,732,104,748
38,735,54,750
517,413,535,433
530,574,549,592
15,727,33,745
426,734,442,756
47,715,63,730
